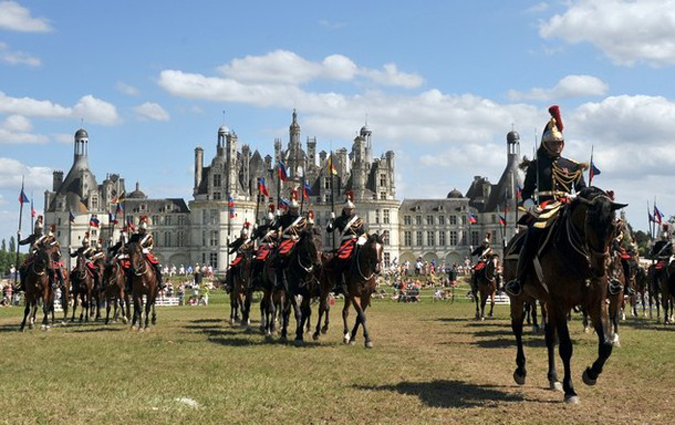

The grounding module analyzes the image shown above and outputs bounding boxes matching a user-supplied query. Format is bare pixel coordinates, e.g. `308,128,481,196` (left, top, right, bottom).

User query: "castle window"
491,214,496,224
416,231,423,246
404,231,412,247
415,216,422,226
202,230,206,246
449,215,457,225
383,209,390,224
404,215,411,226
202,253,206,265
375,210,380,224
380,192,386,200
210,209,218,225
177,231,185,247
210,230,218,246
202,210,207,225
426,215,434,225
213,174,221,187
91,197,98,210
438,215,446,226
152,215,160,226
57,218,61,226
177,215,185,226
462,215,467,225
164,232,171,247
427,231,435,246
384,252,390,269
450,230,458,246
382,230,390,246
380,174,386,187
439,231,446,246
165,215,172,226
471,231,479,247
213,192,221,200
209,252,218,268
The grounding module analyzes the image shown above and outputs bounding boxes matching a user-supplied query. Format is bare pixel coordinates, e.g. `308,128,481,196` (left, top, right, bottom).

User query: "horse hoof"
513,370,526,386
294,339,303,347
564,395,580,405
349,340,356,346
40,325,47,331
122,318,128,324
229,319,236,326
321,328,328,335
312,333,319,341
279,336,287,343
28,323,34,330
365,341,373,349
550,381,563,392
612,334,621,347
582,368,597,386
480,317,485,322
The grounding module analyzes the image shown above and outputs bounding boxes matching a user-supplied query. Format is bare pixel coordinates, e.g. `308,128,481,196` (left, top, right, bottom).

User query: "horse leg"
280,295,291,342
342,296,351,344
313,291,327,341
105,293,112,325
511,298,527,385
474,288,481,320
41,288,51,330
544,320,562,391
554,309,578,404
292,293,305,345
353,295,373,348
488,291,495,318
582,297,614,389
71,291,78,322
151,300,157,326
144,296,152,329
243,288,253,331
20,297,31,331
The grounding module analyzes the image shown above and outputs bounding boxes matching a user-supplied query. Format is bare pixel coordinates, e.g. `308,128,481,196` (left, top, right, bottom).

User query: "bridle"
354,238,382,281
564,194,613,271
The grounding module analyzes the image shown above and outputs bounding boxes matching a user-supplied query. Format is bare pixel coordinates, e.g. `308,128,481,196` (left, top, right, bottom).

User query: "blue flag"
18,188,29,204
589,159,601,185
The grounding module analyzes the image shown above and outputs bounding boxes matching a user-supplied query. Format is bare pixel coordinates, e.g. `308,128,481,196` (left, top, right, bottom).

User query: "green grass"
0,285,673,425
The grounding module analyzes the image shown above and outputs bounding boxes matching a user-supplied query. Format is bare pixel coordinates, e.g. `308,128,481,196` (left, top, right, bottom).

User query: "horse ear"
611,202,628,211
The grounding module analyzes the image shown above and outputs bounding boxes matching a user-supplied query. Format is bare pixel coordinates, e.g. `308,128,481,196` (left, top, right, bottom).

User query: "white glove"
330,212,335,219
523,198,536,212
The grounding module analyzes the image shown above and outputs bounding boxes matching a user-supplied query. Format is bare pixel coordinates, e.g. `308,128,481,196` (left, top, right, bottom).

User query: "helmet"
343,190,355,211
267,212,275,222
49,224,56,236
289,199,300,211
139,215,149,230
541,105,565,156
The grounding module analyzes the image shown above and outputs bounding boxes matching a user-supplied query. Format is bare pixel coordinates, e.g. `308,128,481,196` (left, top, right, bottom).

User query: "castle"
45,111,521,271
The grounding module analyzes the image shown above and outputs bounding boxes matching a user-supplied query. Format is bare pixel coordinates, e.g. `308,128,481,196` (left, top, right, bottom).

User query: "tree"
633,230,652,257
9,236,16,255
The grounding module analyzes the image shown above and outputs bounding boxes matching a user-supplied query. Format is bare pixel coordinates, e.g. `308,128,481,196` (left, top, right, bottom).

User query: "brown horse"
51,266,70,325
312,251,336,341
633,265,648,318
474,254,499,321
70,252,95,322
505,187,626,403
662,261,675,323
20,244,57,331
127,241,159,330
259,248,283,337
606,250,627,347
340,233,384,348
228,249,253,328
102,259,130,324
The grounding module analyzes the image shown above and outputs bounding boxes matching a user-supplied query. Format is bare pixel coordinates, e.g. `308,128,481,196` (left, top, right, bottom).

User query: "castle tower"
194,147,204,195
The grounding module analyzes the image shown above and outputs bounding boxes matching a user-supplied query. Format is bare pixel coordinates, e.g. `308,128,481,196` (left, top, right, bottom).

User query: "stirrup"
504,279,522,297
608,282,622,296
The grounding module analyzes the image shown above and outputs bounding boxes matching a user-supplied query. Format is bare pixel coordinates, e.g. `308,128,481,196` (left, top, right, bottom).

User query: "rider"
18,215,44,249
505,105,587,297
611,218,635,295
91,238,106,288
326,192,366,287
650,224,672,288
273,196,307,286
129,215,165,290
470,232,493,293
70,230,101,289
226,221,253,292
18,222,61,291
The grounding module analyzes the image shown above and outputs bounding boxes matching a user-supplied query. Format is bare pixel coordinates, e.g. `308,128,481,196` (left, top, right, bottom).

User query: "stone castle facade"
45,111,521,271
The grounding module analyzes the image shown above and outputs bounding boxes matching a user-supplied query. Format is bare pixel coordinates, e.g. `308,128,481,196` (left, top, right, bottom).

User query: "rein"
355,243,375,281
563,196,611,269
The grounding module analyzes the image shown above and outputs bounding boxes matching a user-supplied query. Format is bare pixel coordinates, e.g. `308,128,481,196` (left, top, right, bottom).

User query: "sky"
2,0,675,245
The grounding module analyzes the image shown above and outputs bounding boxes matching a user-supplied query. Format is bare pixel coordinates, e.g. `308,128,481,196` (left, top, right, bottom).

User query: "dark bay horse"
102,259,130,324
474,254,499,321
633,265,648,318
70,252,94,322
661,261,675,323
20,244,57,331
228,249,253,328
340,233,384,348
279,228,323,345
312,251,336,341
505,187,626,403
127,242,159,330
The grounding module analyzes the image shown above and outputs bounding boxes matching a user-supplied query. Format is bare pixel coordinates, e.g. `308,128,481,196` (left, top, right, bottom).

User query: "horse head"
126,241,146,276
573,187,628,278
33,245,51,273
363,233,384,276
297,228,323,269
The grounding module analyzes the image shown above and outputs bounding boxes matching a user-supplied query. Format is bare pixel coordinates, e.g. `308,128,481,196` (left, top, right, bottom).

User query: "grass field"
0,286,674,425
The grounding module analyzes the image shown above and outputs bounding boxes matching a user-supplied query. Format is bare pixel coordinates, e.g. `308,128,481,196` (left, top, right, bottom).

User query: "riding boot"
505,228,542,297
125,272,132,293
50,271,58,290
155,264,166,290
17,265,26,292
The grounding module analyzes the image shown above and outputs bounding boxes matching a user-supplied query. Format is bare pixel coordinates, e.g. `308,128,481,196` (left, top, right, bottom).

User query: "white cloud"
0,115,47,144
526,2,549,13
72,95,121,126
52,133,73,144
0,41,41,67
134,102,170,121
0,91,71,117
215,49,420,88
508,74,609,101
0,157,52,189
0,1,52,32
540,0,675,67
116,81,139,96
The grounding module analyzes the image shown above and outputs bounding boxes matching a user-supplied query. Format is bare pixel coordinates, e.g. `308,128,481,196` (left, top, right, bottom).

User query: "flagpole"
14,176,26,289
330,152,336,250
589,145,594,185
30,194,34,233
68,212,73,271
255,178,261,226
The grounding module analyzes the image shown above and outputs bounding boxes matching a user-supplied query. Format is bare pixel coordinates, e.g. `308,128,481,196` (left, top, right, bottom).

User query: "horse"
505,187,626,403
312,251,336,341
340,233,384,348
20,244,57,331
228,249,253,328
633,265,648,318
70,252,95,322
663,261,675,323
278,228,323,345
606,249,627,347
101,259,130,324
127,241,159,330
473,254,499,321
259,248,284,337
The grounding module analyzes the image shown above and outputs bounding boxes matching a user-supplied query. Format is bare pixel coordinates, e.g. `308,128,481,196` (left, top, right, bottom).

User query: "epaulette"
564,157,589,171
519,156,534,171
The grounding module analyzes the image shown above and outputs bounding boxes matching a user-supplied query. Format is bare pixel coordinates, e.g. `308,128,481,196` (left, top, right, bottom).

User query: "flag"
468,213,477,224
228,196,235,218
648,205,655,223
498,214,506,226
31,205,36,218
654,205,664,225
278,197,289,211
69,211,75,223
516,184,522,200
89,215,100,228
116,203,124,215
326,155,338,175
118,192,126,202
589,159,601,185
126,216,134,228
303,179,312,198
278,160,288,182
108,211,118,225
19,188,29,204
258,177,270,197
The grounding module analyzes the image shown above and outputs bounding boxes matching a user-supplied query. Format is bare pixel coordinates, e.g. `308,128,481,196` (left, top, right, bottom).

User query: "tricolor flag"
498,214,506,226
648,205,655,223
228,196,236,218
303,179,312,198
278,161,288,182
516,184,522,200
589,160,601,185
19,188,29,204
89,215,100,228
257,177,270,197
468,213,477,224
69,211,76,223
108,211,118,224
326,155,338,176
278,197,289,211
31,204,36,218
116,202,124,216
654,205,664,225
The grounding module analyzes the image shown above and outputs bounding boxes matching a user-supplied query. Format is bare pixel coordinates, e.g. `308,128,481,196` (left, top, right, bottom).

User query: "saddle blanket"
230,255,243,267
255,245,271,261
145,253,159,265
473,261,486,271
338,238,357,260
120,259,131,269
656,259,667,271
278,239,297,256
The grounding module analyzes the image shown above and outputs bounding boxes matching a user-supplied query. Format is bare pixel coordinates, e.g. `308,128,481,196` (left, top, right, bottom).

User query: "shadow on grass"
354,379,525,408
189,318,222,324
69,326,125,333
616,320,675,332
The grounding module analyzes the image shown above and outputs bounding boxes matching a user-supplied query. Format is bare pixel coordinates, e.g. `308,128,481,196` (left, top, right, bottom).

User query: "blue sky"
2,0,675,244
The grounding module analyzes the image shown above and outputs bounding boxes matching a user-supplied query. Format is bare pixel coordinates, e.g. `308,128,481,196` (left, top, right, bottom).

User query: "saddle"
120,259,131,270
230,254,243,267
145,253,159,265
655,259,667,271
254,245,272,261
473,260,486,272
278,238,298,257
